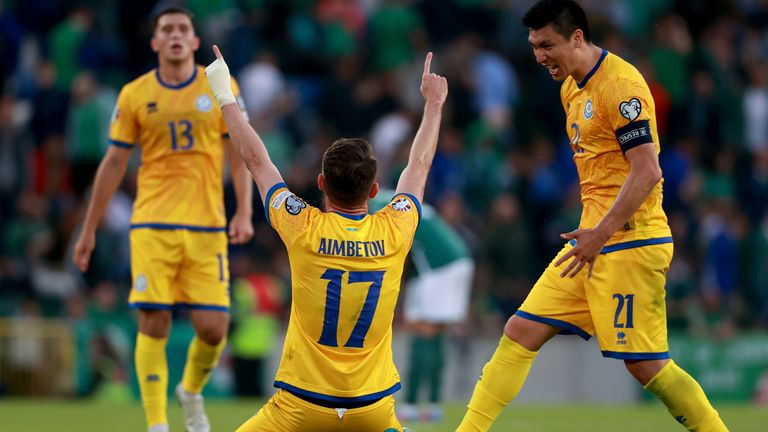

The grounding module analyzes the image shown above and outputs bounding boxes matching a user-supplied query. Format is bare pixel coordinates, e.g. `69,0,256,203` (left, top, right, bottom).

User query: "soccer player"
205,45,447,431
72,7,253,432
457,1,729,431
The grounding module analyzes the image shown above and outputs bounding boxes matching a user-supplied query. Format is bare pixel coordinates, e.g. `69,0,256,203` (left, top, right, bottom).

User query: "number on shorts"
318,269,385,348
613,293,634,328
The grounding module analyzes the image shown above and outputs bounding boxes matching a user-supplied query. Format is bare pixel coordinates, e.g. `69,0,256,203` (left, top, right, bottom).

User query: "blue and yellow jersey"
108,66,245,230
561,50,671,246
264,183,421,403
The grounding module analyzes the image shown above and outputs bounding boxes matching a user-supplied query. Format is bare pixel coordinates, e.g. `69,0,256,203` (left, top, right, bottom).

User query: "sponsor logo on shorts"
135,274,148,292
616,331,627,345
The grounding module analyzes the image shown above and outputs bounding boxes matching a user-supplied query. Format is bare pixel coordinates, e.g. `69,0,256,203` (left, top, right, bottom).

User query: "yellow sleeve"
221,77,249,136
378,193,421,249
264,183,315,245
108,85,139,149
600,76,655,153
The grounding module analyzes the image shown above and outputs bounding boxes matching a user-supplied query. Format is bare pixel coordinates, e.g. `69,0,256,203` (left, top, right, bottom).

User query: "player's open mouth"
171,43,183,51
546,64,560,76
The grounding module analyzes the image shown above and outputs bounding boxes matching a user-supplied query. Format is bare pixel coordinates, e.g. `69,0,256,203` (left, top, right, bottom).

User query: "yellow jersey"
265,183,421,403
561,50,672,248
108,65,245,230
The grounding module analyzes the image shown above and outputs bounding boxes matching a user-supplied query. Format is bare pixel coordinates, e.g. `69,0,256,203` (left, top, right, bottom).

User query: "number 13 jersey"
108,66,245,229
265,183,421,403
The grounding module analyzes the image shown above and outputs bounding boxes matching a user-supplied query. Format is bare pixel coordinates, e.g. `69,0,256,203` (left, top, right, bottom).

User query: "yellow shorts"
237,390,404,432
517,238,673,360
128,228,230,311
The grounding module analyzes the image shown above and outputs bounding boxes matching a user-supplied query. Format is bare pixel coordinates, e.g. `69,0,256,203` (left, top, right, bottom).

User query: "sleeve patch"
390,197,413,212
616,119,653,153
271,190,292,209
618,98,642,122
285,195,307,215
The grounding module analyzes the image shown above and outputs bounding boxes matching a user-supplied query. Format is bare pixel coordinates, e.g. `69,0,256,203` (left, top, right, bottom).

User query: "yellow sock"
644,360,729,432
135,333,168,427
457,335,537,432
181,336,226,394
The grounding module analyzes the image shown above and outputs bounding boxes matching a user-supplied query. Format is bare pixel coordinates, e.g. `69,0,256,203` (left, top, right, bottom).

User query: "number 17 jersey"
265,183,421,403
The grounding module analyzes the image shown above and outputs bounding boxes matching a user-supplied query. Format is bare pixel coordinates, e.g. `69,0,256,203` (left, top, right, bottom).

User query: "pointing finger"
423,52,433,76
212,44,223,60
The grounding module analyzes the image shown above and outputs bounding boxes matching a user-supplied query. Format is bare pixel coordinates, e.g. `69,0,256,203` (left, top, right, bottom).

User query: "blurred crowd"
1,0,768,395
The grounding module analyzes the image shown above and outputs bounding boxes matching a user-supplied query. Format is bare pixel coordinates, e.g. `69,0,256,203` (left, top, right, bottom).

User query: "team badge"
135,274,148,292
583,99,593,119
285,195,306,215
619,98,641,122
391,197,412,212
196,94,213,112
271,190,292,209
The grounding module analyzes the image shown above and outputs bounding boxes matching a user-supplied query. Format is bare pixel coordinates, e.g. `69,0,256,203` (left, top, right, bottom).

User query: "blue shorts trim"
129,302,173,310
274,381,401,403
264,182,288,228
515,310,592,341
601,351,670,360
109,139,135,148
129,223,226,232
568,236,673,254
175,302,229,312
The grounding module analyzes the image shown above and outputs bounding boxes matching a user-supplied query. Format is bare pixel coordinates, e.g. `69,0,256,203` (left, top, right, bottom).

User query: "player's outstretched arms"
73,145,132,272
206,45,283,203
395,52,448,203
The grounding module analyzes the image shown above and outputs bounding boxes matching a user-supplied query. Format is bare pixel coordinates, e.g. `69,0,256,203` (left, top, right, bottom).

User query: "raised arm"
73,145,132,271
395,52,448,202
206,45,283,202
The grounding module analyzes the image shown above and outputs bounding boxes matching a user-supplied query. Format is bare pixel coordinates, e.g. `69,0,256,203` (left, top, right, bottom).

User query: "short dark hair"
152,5,196,33
522,0,591,42
322,138,377,207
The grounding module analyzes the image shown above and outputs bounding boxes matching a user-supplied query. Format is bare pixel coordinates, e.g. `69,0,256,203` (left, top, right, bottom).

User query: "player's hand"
205,45,236,107
73,229,96,272
420,52,448,105
228,211,254,244
554,228,610,278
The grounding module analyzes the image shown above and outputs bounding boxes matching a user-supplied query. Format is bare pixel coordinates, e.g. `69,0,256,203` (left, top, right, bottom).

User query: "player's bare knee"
196,326,226,345
503,315,554,352
624,359,668,385
138,309,172,338
191,311,229,345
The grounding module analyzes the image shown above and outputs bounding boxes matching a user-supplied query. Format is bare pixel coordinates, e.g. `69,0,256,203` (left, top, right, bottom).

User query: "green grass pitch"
0,399,764,431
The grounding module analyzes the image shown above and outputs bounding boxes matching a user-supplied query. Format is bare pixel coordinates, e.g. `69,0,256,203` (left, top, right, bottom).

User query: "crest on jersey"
619,98,642,122
196,94,213,112
391,197,412,212
583,99,593,120
135,274,148,292
285,195,306,215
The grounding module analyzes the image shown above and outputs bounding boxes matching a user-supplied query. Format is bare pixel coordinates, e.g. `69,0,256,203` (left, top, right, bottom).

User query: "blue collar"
155,67,197,89
577,49,608,89
331,211,367,221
